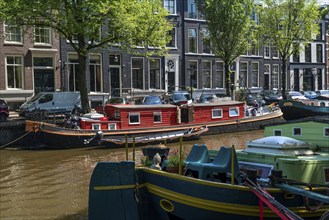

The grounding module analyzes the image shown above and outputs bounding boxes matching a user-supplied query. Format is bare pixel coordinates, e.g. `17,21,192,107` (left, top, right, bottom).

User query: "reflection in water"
0,130,263,220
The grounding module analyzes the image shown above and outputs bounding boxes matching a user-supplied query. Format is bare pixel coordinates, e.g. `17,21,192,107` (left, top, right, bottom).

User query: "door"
34,69,54,94
168,71,175,91
110,67,120,96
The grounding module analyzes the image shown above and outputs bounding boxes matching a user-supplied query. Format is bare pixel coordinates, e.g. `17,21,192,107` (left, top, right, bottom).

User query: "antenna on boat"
84,131,104,145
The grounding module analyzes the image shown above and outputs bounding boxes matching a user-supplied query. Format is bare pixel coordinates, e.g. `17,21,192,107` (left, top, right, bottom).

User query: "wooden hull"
24,110,283,149
280,100,329,120
88,161,328,220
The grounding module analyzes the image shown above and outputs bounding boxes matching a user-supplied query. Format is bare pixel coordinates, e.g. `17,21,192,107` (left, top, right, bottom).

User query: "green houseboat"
263,116,329,152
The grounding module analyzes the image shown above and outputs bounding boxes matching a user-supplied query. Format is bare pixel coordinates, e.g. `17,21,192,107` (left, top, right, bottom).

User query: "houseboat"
263,116,329,152
279,99,329,120
25,101,283,148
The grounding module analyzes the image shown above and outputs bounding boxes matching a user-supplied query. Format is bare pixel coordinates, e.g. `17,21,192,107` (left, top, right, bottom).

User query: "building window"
188,61,198,88
33,57,54,94
108,124,116,130
129,112,140,124
316,44,323,63
132,58,144,90
251,45,259,56
305,44,311,62
187,0,197,19
274,130,282,136
92,124,101,130
166,28,176,48
264,44,270,58
324,128,329,137
202,61,211,88
272,46,279,58
293,127,302,136
68,54,79,91
115,110,120,118
201,28,210,54
251,62,259,87
240,62,248,88
150,59,161,90
153,112,162,123
188,28,197,53
4,22,23,44
272,64,279,89
163,0,175,14
214,62,224,88
6,56,23,89
34,26,51,45
212,108,223,119
229,107,239,117
90,54,102,92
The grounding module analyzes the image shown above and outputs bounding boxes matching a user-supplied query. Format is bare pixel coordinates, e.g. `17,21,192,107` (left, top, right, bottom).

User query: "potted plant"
165,148,187,173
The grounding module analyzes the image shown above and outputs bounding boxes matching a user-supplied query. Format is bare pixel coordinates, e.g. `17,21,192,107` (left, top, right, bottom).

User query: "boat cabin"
79,101,245,131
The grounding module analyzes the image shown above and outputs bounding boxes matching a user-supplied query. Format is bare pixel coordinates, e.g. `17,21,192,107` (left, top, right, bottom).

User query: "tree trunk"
281,58,287,100
224,63,231,96
78,54,91,113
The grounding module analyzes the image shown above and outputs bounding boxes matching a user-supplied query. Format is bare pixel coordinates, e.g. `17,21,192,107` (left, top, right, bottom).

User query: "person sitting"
150,153,162,170
251,100,259,116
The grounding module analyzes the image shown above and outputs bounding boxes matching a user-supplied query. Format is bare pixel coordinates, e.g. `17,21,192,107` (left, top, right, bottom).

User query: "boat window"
108,123,116,130
229,107,239,117
153,112,162,123
212,108,223,118
92,124,101,130
293,127,302,136
324,128,329,137
320,102,325,107
274,130,281,136
115,110,120,118
129,112,140,124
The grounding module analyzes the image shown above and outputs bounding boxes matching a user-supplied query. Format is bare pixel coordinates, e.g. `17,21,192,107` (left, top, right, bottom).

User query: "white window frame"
34,26,52,46
67,53,79,91
212,108,223,119
188,28,198,54
108,123,117,130
5,55,24,89
166,27,177,49
153,112,162,123
129,112,140,125
163,0,176,15
264,44,270,58
131,57,144,90
324,127,329,137
292,127,302,136
273,129,282,136
149,59,161,90
251,62,259,87
92,124,101,130
89,53,103,92
229,107,240,117
202,61,212,88
272,64,279,90
4,22,23,44
215,61,224,88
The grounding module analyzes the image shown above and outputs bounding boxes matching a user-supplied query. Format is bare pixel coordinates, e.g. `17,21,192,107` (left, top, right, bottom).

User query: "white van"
18,92,81,116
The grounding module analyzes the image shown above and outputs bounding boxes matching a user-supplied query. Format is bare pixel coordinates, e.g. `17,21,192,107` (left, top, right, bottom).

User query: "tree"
197,0,256,96
0,0,172,113
258,0,321,99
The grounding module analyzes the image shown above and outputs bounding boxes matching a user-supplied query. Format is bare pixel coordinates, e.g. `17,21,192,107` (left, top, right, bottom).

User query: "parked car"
139,95,163,105
287,91,308,100
262,90,282,104
246,93,266,106
17,92,81,116
315,90,329,98
197,94,218,103
0,99,9,122
106,97,129,105
163,91,193,105
302,91,318,99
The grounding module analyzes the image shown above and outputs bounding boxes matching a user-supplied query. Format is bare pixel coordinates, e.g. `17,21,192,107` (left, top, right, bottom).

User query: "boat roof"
265,116,329,127
108,101,243,109
246,136,310,149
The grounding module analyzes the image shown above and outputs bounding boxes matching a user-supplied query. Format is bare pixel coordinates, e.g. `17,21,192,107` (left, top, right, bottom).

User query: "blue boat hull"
280,100,329,120
89,161,328,220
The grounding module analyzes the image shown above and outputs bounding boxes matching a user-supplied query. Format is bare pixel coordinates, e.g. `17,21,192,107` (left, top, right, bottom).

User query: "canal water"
0,130,263,220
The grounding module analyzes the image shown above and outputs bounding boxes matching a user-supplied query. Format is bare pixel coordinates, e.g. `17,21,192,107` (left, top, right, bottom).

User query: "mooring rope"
0,131,33,149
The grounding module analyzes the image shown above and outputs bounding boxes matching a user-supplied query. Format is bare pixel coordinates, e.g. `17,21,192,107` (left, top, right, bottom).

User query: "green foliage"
258,0,321,99
166,148,188,167
196,0,256,95
0,0,172,113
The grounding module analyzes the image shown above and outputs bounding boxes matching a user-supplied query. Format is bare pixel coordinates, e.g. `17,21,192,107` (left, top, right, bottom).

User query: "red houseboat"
25,101,283,148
